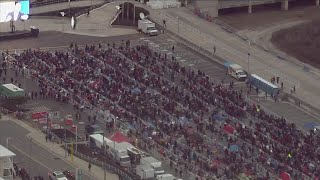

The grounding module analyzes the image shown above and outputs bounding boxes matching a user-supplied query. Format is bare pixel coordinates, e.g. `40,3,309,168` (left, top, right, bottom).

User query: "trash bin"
30,26,39,37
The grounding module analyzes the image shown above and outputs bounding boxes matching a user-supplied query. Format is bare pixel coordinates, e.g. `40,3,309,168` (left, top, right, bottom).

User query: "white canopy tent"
146,0,181,9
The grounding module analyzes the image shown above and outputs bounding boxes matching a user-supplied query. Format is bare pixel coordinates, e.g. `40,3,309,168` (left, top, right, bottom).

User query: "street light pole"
69,0,71,17
6,137,11,149
64,128,67,158
103,133,106,180
75,125,78,152
60,12,66,32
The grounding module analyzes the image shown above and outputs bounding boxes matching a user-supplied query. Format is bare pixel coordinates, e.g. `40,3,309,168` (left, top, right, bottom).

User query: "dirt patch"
271,19,320,69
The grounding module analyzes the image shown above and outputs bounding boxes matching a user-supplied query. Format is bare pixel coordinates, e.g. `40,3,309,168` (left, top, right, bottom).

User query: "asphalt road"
0,121,92,179
0,31,143,51
251,96,320,132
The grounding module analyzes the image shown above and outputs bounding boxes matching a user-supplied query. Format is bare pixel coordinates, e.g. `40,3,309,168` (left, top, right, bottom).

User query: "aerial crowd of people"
2,40,319,180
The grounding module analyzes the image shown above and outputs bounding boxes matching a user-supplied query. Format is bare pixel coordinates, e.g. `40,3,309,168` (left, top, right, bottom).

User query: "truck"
107,142,133,167
225,63,247,81
89,134,113,149
89,134,132,166
141,156,164,175
138,19,159,36
136,164,155,180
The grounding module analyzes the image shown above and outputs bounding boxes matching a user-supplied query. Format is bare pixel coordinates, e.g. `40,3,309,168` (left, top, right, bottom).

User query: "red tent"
224,124,235,134
280,172,291,180
110,131,130,143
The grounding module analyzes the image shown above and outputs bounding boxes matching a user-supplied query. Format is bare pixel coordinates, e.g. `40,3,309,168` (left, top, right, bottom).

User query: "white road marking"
11,144,53,172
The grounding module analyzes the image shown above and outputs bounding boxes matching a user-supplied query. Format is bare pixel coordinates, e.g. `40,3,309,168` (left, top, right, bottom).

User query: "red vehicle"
63,170,75,180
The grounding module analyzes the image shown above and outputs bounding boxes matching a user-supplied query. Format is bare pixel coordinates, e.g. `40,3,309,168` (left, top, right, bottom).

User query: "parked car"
48,171,68,180
85,124,104,135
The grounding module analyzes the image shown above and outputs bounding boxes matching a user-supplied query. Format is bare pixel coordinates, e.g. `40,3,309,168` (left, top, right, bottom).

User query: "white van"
227,64,247,81
156,174,182,180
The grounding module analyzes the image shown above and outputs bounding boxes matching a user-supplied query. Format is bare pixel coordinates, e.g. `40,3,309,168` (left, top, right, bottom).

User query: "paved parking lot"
141,35,248,86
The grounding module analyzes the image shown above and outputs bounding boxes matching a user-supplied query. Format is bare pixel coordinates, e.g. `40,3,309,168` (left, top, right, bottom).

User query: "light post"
6,137,11,149
60,12,66,32
176,16,180,34
64,128,67,158
68,0,71,17
75,125,78,152
23,65,26,89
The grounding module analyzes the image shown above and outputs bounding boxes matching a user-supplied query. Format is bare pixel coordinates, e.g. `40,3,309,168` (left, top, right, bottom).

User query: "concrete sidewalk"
30,0,106,15
6,115,119,180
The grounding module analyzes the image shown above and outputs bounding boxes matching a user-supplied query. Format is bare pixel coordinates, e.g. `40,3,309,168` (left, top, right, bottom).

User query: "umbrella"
213,114,226,122
131,87,141,94
224,124,235,134
178,116,189,125
237,173,250,180
229,144,239,152
280,171,291,180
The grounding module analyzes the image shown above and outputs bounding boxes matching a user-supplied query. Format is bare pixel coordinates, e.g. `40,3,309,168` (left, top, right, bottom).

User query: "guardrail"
30,0,95,8
74,1,110,17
